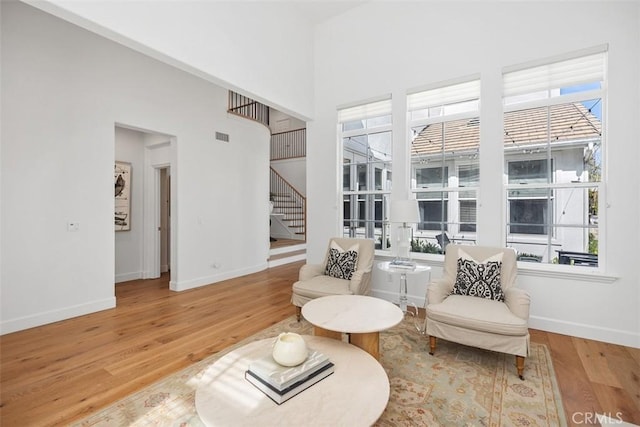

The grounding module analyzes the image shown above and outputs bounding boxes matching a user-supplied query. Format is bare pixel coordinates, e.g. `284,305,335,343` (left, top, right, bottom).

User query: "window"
458,164,478,232
339,98,392,249
408,79,480,252
503,48,605,266
415,166,448,231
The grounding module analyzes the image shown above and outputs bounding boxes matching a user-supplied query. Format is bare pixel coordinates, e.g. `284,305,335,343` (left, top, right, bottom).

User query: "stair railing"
270,167,306,240
271,128,306,160
228,91,269,127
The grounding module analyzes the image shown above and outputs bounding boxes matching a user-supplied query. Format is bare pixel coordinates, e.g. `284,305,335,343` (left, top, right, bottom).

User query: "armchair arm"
348,268,372,295
504,287,531,320
299,264,325,281
427,278,452,305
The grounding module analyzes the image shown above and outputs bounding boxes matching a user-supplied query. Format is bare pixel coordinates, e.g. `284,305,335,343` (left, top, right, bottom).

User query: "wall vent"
215,132,230,142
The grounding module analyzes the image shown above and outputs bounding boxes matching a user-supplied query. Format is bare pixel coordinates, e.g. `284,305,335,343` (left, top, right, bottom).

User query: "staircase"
228,91,307,266
270,168,306,240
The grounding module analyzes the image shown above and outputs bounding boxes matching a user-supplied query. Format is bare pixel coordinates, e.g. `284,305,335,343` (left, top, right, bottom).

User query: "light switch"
67,222,79,232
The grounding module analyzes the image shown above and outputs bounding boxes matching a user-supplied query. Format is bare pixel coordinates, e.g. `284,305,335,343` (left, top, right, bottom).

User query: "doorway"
159,167,170,273
114,124,175,287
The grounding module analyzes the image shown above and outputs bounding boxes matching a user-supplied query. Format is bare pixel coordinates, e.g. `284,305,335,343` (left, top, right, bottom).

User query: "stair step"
268,249,306,261
269,242,306,256
268,243,306,267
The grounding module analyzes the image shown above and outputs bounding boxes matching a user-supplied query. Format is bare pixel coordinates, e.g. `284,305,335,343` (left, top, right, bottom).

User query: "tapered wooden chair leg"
296,306,302,322
516,355,525,380
429,336,437,355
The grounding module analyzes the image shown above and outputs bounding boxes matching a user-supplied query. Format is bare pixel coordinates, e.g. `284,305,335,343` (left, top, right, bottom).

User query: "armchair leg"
296,306,302,322
429,336,436,355
516,356,525,380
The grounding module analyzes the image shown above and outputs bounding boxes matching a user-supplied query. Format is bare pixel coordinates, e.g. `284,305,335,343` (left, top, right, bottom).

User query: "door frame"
142,138,176,287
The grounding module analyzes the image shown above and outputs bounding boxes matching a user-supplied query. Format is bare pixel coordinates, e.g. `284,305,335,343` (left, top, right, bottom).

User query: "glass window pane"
459,200,477,232
416,166,448,188
418,201,448,231
459,164,479,198
549,101,601,143
343,119,364,132
508,159,552,198
368,131,392,160
503,51,605,267
343,162,351,191
504,105,550,147
411,122,443,164
340,108,392,247
366,115,392,128
508,192,552,235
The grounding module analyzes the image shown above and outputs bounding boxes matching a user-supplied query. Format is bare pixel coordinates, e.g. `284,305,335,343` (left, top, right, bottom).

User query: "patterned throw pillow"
325,242,359,280
451,250,505,301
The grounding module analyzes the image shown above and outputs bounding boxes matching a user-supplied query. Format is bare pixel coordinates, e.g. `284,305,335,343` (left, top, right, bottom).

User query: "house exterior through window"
502,48,606,266
339,98,393,249
336,47,605,269
408,79,481,253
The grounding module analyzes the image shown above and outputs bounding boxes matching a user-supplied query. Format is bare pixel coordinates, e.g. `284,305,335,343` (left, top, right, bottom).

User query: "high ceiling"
288,1,368,25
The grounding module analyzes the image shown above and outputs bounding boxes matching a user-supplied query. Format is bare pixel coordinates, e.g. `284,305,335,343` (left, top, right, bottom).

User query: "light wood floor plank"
1,261,638,427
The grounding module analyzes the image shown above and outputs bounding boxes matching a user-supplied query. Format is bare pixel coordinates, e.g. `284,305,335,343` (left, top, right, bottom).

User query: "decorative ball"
272,332,308,367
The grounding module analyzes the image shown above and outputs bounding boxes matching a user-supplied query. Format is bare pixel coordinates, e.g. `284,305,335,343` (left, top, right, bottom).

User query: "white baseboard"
171,263,269,292
115,271,143,283
529,315,640,349
0,297,116,335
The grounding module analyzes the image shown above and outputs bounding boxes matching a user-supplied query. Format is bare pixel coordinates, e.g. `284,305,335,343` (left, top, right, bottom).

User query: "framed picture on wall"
115,161,131,231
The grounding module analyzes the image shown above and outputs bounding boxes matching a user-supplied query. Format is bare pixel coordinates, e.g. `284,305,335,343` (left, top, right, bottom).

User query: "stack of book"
245,349,334,405
389,259,417,270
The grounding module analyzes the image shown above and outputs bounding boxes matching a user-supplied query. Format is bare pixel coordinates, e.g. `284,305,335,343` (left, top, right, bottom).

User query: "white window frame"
339,97,393,249
502,47,606,269
408,78,481,252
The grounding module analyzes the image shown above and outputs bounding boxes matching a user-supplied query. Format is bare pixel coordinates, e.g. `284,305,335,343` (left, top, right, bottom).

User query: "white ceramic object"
272,332,308,366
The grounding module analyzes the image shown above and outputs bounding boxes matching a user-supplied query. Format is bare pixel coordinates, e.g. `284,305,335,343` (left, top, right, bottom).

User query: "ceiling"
288,1,368,25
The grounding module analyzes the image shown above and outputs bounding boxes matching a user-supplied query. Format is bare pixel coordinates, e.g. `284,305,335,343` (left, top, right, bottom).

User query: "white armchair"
291,237,375,321
426,244,531,379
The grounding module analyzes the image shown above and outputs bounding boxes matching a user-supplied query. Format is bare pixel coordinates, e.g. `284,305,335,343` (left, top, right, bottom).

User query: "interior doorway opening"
114,124,175,288
159,167,171,274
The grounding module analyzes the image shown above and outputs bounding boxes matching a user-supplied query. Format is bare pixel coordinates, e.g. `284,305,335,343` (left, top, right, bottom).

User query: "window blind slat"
338,99,392,123
408,80,480,111
503,52,605,97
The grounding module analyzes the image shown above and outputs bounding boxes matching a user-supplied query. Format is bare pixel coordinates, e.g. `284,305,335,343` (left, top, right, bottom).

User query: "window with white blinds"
339,98,393,250
408,78,481,252
504,47,606,105
408,80,480,121
338,98,392,123
502,47,606,267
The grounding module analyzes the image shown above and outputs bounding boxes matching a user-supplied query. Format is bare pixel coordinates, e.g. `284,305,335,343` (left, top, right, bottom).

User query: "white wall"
271,159,306,196
309,1,640,347
0,2,271,333
114,127,145,282
25,0,316,120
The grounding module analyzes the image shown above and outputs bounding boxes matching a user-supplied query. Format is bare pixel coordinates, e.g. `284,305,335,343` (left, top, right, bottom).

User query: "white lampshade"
391,200,420,224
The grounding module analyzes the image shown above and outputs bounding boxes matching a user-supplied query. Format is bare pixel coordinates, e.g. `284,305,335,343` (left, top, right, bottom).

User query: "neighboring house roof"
411,102,601,158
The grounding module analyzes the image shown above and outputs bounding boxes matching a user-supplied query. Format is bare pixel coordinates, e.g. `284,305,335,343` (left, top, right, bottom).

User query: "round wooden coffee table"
195,335,389,426
301,295,404,360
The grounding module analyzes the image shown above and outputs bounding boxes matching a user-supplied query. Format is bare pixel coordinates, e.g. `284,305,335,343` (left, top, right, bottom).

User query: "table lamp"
390,199,420,266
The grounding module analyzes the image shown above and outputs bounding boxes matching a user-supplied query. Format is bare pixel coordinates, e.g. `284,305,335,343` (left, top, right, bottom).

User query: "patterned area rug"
74,316,566,427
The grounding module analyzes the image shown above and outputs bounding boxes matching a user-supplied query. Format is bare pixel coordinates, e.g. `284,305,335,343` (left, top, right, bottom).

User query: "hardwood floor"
1,261,638,426
270,237,305,250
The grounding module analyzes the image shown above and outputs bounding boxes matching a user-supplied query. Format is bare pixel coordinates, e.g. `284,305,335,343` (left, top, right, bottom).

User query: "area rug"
74,316,566,427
